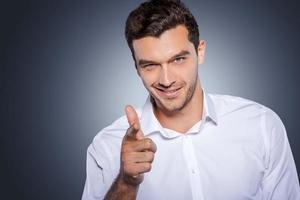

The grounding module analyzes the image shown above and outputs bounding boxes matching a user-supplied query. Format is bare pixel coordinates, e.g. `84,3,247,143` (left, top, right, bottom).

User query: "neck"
154,82,204,134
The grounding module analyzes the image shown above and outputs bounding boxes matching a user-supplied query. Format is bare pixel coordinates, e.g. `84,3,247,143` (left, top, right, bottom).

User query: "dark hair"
125,0,199,62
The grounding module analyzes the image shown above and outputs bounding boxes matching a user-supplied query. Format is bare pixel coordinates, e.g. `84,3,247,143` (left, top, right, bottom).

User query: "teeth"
164,89,177,93
156,87,180,93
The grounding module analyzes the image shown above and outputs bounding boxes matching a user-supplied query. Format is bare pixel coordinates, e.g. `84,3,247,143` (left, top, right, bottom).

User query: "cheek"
177,62,198,82
139,72,156,88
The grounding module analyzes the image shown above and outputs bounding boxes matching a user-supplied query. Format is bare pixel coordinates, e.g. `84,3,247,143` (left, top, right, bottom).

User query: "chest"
137,123,265,200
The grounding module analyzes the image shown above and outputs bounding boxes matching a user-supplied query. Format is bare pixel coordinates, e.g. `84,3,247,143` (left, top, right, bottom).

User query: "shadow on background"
1,0,300,199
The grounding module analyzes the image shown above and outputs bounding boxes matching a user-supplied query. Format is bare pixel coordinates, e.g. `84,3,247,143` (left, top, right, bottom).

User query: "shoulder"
208,93,264,108
208,92,286,134
207,93,270,118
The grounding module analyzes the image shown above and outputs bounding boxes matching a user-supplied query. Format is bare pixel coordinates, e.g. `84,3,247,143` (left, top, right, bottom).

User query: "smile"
155,87,182,98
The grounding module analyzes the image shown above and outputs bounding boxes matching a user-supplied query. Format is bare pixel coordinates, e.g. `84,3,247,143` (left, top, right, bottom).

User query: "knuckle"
148,152,154,162
121,146,129,154
121,156,125,164
121,154,129,163
144,163,151,172
121,143,133,153
123,164,135,176
144,138,152,148
123,163,130,173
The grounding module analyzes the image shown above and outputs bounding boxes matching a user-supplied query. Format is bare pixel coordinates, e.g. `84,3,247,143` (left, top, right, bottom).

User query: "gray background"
1,0,299,199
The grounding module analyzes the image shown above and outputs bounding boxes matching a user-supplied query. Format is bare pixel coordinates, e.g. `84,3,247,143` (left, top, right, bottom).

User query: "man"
82,0,300,199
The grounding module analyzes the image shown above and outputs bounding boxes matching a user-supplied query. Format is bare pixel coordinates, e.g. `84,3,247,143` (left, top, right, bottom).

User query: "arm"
82,106,156,200
105,105,156,200
104,174,139,200
261,108,300,200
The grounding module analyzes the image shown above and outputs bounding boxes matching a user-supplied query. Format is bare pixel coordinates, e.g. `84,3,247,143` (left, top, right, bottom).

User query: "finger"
125,105,145,139
124,163,152,176
122,151,155,163
125,105,140,130
125,138,157,153
123,124,139,141
134,162,152,174
135,129,144,140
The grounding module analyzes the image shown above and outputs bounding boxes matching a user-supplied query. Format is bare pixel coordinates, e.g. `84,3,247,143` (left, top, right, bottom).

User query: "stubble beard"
150,73,199,114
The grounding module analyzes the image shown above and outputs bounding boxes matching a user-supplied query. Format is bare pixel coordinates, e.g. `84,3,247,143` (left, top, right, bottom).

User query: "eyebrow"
138,50,191,66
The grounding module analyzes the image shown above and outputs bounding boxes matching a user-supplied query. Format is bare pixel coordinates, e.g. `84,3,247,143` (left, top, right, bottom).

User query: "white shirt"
82,91,300,200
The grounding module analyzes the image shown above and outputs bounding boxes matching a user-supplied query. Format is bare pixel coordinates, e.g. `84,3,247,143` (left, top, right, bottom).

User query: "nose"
158,64,175,88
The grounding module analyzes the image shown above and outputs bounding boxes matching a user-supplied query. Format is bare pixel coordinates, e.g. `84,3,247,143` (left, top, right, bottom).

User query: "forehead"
132,25,195,62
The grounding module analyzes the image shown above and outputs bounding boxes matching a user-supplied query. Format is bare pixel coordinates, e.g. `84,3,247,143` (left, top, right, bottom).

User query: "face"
132,25,206,113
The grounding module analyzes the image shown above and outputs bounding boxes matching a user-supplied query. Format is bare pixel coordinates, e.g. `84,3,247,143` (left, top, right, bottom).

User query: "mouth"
154,87,182,99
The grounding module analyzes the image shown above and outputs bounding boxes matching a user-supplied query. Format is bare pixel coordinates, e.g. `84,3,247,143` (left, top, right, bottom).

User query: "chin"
155,97,186,113
149,88,187,110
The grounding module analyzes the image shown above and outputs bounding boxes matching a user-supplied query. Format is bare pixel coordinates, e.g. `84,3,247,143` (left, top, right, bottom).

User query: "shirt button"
191,169,196,174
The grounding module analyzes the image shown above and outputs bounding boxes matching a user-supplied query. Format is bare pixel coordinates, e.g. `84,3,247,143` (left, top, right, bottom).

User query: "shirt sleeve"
82,141,112,200
261,108,300,200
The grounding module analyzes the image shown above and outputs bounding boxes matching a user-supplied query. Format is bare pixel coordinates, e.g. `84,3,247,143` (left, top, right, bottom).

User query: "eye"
141,64,157,71
173,57,185,64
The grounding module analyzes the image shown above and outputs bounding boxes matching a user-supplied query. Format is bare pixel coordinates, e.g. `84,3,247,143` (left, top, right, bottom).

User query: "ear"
197,40,206,65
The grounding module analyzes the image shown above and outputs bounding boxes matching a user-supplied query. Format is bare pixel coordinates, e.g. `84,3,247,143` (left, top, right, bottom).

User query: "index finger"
123,124,139,141
125,105,140,130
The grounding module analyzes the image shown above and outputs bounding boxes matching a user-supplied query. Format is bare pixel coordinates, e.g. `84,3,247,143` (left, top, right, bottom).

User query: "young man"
82,0,300,199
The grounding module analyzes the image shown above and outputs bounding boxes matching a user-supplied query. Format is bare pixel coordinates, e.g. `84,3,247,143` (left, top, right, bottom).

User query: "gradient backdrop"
1,0,300,199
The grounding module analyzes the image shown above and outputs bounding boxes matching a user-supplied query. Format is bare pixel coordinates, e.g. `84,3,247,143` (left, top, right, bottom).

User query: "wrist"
117,173,140,190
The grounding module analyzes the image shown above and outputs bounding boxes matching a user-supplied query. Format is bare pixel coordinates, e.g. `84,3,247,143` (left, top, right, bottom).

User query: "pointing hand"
119,105,157,186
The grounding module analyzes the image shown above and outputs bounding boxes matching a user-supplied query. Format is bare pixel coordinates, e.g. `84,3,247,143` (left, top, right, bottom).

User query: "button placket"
182,135,205,200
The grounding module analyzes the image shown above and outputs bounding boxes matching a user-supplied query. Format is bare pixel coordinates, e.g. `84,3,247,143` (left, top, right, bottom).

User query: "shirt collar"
203,89,218,125
140,89,218,137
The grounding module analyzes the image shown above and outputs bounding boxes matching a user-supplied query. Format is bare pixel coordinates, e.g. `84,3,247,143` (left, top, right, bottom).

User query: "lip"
155,87,182,99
